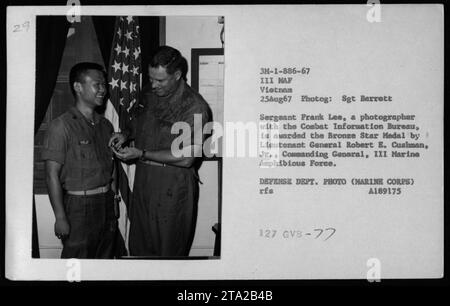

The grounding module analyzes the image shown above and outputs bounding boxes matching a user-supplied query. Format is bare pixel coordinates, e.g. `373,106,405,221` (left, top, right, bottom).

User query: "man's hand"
55,217,70,240
108,132,127,150
113,146,143,161
46,160,70,241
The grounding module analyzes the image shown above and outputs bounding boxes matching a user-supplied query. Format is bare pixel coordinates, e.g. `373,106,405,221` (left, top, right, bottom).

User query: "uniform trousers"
129,163,198,256
61,190,117,259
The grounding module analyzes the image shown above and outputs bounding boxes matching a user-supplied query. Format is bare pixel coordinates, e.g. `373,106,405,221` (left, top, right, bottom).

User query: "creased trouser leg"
129,164,198,256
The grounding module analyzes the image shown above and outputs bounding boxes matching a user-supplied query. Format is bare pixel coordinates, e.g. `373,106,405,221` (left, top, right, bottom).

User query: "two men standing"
43,46,211,258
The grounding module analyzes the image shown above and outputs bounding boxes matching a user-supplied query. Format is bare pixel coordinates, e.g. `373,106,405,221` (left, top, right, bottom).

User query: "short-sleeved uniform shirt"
41,107,114,191
133,79,211,152
127,79,212,256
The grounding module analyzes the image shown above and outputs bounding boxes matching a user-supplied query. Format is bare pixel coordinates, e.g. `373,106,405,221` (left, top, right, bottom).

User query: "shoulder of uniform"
50,112,72,127
45,115,70,140
182,94,212,124
58,108,79,122
183,84,209,106
191,92,211,113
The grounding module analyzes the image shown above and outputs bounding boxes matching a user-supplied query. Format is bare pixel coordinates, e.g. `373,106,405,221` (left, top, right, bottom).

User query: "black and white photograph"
4,3,445,286
31,14,223,259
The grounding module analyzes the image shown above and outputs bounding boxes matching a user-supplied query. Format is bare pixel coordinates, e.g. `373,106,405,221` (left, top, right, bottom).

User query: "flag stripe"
104,16,142,249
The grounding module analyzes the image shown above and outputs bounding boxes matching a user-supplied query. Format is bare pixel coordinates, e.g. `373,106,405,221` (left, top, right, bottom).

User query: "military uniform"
42,107,117,258
128,80,211,256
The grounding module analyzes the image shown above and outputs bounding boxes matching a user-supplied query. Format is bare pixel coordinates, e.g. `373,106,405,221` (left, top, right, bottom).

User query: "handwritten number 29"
13,21,30,32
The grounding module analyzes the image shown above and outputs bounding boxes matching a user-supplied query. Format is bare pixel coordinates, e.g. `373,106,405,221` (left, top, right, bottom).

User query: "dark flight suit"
42,107,117,259
128,80,211,256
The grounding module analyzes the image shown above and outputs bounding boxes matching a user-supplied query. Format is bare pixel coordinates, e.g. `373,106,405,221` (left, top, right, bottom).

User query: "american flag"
104,16,141,249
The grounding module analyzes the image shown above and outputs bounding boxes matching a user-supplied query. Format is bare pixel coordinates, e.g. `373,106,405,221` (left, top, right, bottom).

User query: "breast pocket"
78,143,103,182
76,143,97,167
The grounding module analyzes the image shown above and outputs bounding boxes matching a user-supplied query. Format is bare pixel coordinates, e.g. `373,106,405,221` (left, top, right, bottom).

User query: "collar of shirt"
69,106,101,126
154,80,188,111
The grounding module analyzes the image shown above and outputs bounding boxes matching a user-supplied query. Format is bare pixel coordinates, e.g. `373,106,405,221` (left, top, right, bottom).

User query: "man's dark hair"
69,62,106,97
149,45,188,81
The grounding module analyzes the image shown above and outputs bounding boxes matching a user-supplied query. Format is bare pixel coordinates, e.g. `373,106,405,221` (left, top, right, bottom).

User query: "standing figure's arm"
46,160,70,240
